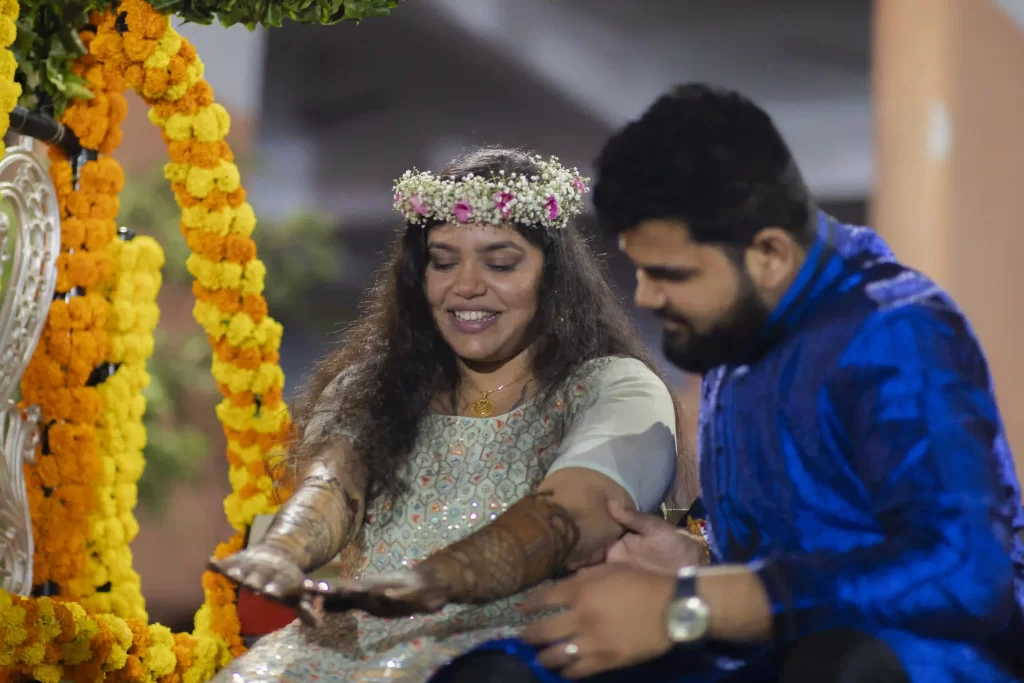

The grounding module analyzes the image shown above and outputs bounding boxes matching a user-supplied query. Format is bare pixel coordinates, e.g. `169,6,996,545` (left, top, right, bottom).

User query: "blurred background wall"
113,0,1024,629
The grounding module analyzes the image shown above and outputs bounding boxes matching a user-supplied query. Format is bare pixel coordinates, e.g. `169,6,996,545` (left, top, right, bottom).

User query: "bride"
210,146,694,682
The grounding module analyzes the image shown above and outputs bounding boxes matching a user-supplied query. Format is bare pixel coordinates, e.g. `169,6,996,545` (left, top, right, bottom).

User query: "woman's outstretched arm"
305,359,678,616
416,468,632,603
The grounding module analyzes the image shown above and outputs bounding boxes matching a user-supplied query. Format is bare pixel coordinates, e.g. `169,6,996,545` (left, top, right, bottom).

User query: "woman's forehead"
428,222,528,248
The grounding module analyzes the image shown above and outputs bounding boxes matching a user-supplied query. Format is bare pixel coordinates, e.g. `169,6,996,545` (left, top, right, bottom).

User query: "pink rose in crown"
494,191,515,217
409,195,430,216
545,196,560,220
453,200,473,223
394,191,402,203
573,177,586,193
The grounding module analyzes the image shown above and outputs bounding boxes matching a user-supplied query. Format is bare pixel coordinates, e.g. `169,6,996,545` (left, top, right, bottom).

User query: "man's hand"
518,564,675,679
605,500,707,574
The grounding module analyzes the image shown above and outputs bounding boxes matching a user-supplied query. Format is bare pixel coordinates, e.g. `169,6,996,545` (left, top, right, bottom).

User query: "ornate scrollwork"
0,136,61,596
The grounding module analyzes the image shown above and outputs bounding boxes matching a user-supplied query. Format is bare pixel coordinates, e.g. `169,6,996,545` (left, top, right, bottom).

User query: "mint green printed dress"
215,357,678,683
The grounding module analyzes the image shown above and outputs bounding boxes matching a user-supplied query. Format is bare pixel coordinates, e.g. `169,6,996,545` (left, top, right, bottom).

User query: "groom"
439,84,1024,682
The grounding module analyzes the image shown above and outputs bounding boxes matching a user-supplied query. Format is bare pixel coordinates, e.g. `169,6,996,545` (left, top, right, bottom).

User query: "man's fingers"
535,636,589,671
521,611,577,647
518,579,576,615
607,499,661,535
562,655,609,681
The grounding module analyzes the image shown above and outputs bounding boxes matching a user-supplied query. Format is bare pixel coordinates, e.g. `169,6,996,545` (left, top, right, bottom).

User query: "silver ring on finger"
563,642,579,657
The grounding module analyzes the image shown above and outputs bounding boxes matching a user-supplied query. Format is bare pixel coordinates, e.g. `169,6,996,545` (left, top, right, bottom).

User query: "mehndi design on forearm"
416,491,581,604
261,445,366,573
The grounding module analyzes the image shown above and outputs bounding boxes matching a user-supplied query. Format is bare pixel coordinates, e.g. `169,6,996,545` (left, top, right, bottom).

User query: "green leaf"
14,0,107,115
64,78,96,101
154,0,402,28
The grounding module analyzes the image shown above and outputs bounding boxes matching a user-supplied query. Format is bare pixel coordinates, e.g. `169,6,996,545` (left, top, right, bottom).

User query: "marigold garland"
20,136,118,599
95,0,292,532
20,13,131,610
76,234,164,620
92,1,292,667
4,1,297,680
0,589,187,683
0,0,21,157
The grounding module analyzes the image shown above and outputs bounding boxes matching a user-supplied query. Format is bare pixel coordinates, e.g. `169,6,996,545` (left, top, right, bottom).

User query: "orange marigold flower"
241,295,267,322
124,0,169,39
121,32,159,62
167,54,189,83
225,448,245,468
125,63,145,90
235,348,261,371
60,217,86,249
225,235,257,263
143,68,170,97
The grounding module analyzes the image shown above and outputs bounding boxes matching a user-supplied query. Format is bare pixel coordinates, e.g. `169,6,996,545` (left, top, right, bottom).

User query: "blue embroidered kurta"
436,214,1024,682
699,214,1024,681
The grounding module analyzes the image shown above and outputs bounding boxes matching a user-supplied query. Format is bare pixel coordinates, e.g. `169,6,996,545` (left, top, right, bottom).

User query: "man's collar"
764,211,843,339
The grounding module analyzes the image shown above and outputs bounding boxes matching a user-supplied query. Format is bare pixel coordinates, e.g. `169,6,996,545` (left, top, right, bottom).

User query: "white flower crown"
392,155,589,229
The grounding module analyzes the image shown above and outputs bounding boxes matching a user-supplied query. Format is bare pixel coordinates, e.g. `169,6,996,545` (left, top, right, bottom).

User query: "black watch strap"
675,566,698,600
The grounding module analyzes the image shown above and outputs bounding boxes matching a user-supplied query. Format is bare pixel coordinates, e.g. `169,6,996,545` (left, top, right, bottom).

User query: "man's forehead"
618,219,700,262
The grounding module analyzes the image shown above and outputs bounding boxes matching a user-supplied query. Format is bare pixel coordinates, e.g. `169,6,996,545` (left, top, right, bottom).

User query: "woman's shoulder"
561,355,672,409
570,355,666,387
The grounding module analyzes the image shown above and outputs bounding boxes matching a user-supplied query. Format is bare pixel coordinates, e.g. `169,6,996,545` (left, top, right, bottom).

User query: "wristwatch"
664,566,710,643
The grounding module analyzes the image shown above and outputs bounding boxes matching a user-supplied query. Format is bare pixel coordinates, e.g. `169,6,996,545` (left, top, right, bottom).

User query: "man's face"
619,219,773,375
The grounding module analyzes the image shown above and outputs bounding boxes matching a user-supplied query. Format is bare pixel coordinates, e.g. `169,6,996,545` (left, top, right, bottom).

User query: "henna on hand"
261,443,367,573
415,491,581,604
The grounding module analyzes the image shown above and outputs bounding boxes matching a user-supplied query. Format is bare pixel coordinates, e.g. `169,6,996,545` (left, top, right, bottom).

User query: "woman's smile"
449,308,501,334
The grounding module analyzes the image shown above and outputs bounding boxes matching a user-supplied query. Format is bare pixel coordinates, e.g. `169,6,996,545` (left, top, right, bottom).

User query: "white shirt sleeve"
544,358,678,513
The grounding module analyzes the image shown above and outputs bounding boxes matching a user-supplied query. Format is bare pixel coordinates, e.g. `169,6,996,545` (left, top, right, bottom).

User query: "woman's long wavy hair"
284,147,696,505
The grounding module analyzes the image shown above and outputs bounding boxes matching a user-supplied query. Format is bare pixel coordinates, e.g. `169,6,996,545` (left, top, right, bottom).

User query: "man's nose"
634,271,666,310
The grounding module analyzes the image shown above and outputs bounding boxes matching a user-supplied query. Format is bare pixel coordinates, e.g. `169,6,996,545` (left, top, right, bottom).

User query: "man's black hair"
593,83,815,247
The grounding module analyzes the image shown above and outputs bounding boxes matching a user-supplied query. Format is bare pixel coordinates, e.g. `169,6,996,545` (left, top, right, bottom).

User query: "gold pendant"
470,397,496,418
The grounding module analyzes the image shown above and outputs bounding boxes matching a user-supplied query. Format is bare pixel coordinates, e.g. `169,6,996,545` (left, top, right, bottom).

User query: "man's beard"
659,276,772,375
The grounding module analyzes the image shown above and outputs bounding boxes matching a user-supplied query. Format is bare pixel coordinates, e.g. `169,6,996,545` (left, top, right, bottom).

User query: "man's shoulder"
833,222,945,313
830,222,970,347
801,224,984,382
838,276,986,382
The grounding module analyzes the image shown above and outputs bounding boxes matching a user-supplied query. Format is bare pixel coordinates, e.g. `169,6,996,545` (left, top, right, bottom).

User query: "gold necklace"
465,369,531,418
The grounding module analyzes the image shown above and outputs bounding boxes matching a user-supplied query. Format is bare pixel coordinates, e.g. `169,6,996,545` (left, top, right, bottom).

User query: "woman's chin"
451,345,505,364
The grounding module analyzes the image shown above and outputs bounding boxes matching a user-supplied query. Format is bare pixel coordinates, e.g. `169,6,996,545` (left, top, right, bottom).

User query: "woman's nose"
452,262,486,297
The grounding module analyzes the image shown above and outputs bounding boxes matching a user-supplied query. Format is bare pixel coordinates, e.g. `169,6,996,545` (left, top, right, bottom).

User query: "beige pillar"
873,0,1024,482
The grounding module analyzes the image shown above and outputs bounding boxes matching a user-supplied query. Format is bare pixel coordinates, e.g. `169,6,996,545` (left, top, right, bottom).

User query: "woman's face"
424,223,544,365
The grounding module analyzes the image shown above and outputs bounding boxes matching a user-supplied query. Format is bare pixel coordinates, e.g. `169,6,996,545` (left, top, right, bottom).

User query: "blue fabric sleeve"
755,305,1019,643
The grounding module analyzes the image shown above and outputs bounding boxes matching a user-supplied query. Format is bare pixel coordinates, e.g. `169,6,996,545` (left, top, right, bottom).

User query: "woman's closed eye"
427,257,521,273
486,261,519,272
429,260,457,272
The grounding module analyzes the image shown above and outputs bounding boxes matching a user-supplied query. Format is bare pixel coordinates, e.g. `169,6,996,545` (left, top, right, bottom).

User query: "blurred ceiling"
250,0,873,227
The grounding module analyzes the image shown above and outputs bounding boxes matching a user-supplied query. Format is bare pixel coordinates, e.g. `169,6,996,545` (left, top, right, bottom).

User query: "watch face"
666,596,710,643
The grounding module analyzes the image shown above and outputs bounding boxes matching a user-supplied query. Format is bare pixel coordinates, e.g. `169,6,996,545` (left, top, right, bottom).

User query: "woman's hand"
300,569,450,624
209,544,321,622
604,500,707,575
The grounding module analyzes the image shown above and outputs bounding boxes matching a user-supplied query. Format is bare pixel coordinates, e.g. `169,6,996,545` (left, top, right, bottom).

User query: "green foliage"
12,1,108,116
134,0,400,30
